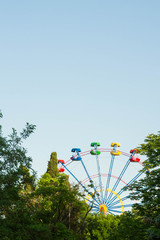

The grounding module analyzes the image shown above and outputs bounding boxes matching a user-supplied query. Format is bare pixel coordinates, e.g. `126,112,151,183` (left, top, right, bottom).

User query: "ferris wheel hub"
99,204,108,215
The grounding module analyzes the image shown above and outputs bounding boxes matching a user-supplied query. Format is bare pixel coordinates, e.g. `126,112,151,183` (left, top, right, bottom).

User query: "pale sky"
0,0,160,178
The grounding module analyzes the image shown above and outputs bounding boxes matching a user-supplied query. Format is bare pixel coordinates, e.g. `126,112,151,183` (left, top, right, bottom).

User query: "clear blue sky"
0,1,160,177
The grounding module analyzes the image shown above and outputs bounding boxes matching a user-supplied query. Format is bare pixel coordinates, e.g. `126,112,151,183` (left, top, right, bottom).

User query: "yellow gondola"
110,151,121,156
111,142,121,147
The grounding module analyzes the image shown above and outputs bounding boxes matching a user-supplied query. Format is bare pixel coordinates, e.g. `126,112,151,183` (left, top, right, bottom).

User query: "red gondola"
58,159,65,164
130,149,140,153
130,156,140,162
59,167,65,172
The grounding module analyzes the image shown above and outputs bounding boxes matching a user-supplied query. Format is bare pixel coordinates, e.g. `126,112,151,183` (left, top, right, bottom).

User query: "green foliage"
117,211,148,240
83,214,120,240
0,113,37,240
47,152,59,177
35,172,88,232
127,131,160,239
53,222,77,240
0,114,36,212
138,132,160,168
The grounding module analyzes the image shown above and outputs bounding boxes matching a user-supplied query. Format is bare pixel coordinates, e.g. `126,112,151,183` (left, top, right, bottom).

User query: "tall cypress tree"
47,152,59,177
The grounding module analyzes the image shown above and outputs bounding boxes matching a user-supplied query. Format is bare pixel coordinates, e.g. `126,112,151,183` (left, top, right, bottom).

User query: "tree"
47,152,59,178
0,111,37,240
0,120,36,203
33,153,89,239
127,132,160,239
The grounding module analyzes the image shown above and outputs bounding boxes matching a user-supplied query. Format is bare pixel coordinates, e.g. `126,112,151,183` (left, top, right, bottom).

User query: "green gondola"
90,150,101,155
91,142,100,147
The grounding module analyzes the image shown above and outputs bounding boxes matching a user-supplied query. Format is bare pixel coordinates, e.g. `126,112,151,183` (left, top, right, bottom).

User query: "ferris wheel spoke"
95,154,103,203
109,203,134,210
91,143,103,203
85,198,100,208
108,191,140,208
106,158,131,204
80,157,102,203
107,210,116,215
60,162,100,205
92,206,100,210
115,170,144,197
108,170,145,207
106,151,135,204
108,209,123,214
92,208,99,213
103,154,115,203
108,194,130,208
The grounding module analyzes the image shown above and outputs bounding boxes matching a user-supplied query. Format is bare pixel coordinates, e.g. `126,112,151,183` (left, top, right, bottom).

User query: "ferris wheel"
58,142,145,215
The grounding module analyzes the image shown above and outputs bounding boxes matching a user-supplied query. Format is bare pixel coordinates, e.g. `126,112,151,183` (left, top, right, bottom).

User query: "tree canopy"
127,132,160,239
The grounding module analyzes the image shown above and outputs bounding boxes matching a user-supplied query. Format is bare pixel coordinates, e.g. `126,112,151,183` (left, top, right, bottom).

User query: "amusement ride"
58,142,146,215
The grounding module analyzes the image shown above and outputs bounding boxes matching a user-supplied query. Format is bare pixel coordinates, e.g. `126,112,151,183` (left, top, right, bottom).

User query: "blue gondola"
71,148,81,152
71,156,82,161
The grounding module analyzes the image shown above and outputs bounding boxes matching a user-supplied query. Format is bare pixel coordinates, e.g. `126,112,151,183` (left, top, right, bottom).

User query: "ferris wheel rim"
64,148,143,167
